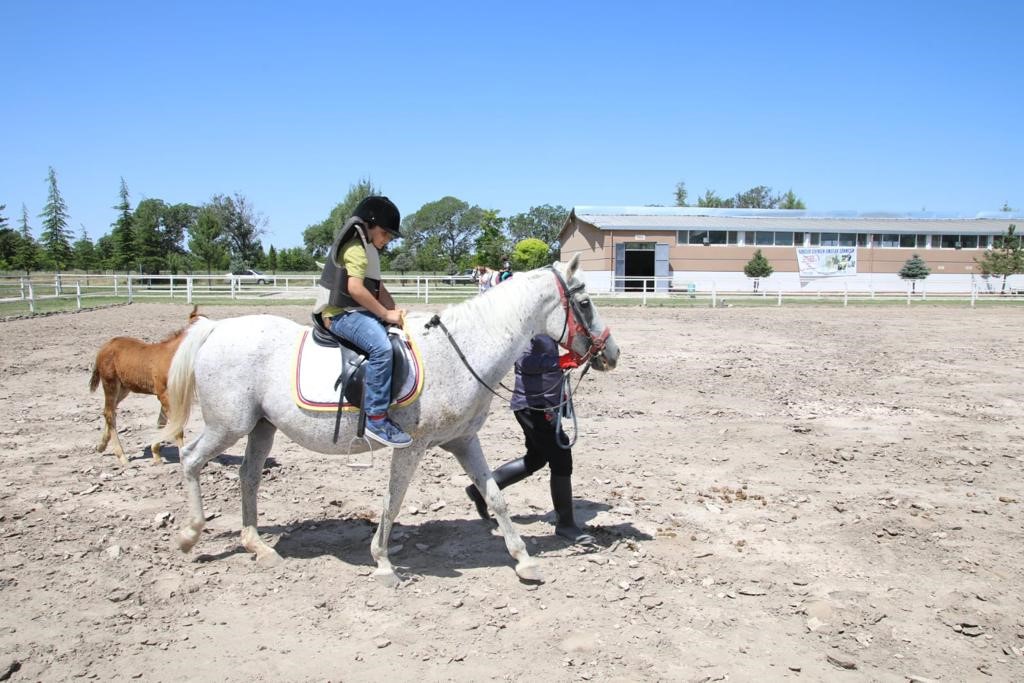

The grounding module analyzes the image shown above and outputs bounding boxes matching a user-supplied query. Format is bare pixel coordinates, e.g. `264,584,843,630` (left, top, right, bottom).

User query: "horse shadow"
141,446,279,470
193,500,653,580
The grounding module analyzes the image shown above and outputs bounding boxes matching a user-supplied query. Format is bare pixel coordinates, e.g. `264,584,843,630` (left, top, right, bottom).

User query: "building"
558,206,1023,293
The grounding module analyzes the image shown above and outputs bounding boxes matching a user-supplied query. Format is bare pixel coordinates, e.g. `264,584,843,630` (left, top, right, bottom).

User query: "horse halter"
549,267,610,364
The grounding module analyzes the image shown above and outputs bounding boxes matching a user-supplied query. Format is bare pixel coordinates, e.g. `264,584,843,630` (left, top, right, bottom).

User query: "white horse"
159,255,619,586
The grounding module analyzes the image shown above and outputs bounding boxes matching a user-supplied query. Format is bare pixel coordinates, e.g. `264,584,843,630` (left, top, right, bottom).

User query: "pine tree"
975,224,1023,294
267,245,278,273
39,166,74,270
899,253,931,292
73,226,100,272
743,249,774,291
12,204,40,275
110,177,136,271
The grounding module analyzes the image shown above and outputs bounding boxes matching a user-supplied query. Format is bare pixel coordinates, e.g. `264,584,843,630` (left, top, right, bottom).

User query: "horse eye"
579,298,591,307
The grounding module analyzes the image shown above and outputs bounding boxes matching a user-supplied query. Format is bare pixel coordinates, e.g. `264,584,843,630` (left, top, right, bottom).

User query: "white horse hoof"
256,549,284,568
177,529,199,553
373,568,401,588
515,562,544,584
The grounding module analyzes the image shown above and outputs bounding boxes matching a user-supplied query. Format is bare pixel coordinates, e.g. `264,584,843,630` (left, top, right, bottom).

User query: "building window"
676,231,686,244
774,232,794,246
857,234,868,247
940,234,960,248
960,235,979,249
820,232,840,246
871,234,900,248
838,233,857,246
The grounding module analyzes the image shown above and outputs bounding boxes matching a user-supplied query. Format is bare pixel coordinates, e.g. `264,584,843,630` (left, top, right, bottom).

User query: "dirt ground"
1,302,1023,682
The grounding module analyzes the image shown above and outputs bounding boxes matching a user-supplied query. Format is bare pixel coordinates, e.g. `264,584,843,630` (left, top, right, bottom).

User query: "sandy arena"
1,302,1022,681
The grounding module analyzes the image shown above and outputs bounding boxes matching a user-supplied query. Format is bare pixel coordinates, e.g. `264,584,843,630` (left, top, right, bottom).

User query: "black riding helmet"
353,196,401,237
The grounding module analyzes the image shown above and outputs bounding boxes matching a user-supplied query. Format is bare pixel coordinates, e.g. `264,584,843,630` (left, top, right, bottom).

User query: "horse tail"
158,316,219,444
89,364,101,393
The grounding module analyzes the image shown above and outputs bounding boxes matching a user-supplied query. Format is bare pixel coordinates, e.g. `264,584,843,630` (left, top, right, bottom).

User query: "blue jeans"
330,311,393,416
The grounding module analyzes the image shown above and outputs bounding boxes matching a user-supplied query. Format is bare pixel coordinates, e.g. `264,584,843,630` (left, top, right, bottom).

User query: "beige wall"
559,218,986,275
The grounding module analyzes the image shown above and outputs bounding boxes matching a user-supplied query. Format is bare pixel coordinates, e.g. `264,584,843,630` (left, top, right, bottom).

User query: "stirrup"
345,435,375,469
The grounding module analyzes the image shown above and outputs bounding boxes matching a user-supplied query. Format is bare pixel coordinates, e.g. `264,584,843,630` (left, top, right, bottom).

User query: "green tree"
208,193,265,268
778,189,806,209
975,224,1023,294
674,181,689,207
302,178,380,258
276,246,316,271
734,185,778,209
109,177,136,271
267,245,278,273
0,204,13,269
95,234,114,270
510,238,551,271
188,206,229,277
697,189,735,208
743,249,774,291
898,253,931,292
12,204,40,274
39,166,74,270
474,209,508,268
506,204,568,247
389,250,415,275
72,227,101,272
132,198,170,273
403,196,483,274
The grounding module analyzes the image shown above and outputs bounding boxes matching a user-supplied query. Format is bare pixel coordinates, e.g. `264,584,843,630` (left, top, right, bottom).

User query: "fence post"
187,276,193,305
711,281,717,308
169,275,174,299
921,281,927,301
20,277,25,300
906,284,911,306
777,289,782,307
127,275,134,303
971,284,977,308
76,281,82,311
642,279,648,307
844,283,848,307
28,283,35,314
54,274,60,296
231,278,236,300
425,278,430,304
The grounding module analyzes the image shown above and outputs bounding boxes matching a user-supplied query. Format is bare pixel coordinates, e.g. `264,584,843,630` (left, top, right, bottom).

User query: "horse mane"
440,266,554,345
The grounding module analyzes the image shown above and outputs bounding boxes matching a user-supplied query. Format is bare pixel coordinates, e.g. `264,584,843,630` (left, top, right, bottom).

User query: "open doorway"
624,249,655,291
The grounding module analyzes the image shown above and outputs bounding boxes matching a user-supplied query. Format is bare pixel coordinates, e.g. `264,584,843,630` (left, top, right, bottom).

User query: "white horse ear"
566,253,581,278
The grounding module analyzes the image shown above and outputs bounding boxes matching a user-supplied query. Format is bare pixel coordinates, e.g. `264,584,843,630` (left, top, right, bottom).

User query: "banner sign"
796,247,857,277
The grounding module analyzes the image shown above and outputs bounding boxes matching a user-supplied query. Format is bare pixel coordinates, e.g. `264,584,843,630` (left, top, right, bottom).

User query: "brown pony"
89,306,204,465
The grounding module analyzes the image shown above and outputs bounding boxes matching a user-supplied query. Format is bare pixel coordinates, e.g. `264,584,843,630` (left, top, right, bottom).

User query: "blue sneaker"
365,417,413,448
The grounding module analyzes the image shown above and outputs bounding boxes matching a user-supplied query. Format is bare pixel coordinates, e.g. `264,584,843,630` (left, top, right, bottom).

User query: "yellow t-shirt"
322,239,368,318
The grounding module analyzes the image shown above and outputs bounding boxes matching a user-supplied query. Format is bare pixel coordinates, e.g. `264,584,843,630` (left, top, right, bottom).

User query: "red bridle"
551,269,610,364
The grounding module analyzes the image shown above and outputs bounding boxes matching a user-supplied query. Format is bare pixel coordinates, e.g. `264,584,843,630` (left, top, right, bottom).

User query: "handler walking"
465,335,594,545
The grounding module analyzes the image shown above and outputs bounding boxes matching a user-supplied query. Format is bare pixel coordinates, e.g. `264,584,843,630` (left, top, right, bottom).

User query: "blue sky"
3,1,1022,249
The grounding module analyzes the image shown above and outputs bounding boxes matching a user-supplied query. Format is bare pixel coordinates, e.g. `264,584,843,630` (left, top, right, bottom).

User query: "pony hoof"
177,529,199,553
256,550,284,568
373,568,401,589
515,562,544,584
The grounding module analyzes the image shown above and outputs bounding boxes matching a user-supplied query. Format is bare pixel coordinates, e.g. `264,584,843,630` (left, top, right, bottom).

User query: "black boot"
550,475,595,545
465,457,533,522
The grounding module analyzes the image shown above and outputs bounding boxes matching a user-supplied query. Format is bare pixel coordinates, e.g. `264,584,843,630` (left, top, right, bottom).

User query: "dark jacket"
511,335,563,411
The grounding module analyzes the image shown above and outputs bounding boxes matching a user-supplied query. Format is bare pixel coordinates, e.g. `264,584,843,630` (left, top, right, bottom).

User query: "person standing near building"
465,335,594,544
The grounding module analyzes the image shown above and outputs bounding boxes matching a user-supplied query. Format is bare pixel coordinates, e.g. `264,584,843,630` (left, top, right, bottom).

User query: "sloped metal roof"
569,206,1022,235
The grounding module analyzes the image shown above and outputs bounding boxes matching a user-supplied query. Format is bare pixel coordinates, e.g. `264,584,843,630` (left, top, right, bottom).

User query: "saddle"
309,313,414,443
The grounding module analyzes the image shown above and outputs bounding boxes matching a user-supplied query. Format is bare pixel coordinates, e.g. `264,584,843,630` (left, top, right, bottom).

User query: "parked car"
224,269,267,285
